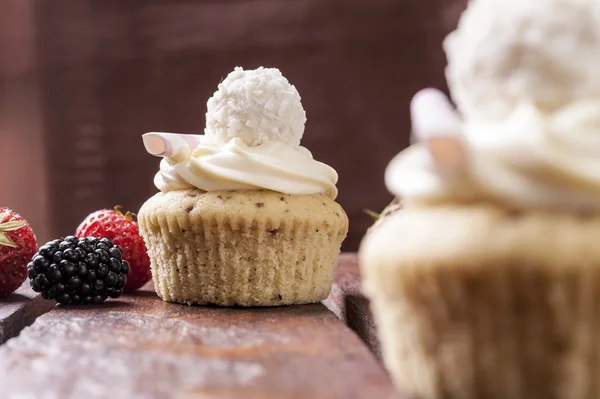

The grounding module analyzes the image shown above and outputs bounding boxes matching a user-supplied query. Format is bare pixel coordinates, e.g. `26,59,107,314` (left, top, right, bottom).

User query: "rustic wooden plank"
0,283,56,345
0,281,398,399
324,253,381,360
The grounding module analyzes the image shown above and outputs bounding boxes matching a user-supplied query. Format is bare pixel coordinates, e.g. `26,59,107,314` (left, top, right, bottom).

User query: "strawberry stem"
115,205,136,221
0,213,25,248
364,209,381,221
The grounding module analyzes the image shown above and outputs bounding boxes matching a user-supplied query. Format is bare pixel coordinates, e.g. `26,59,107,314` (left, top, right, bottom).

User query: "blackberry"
28,237,129,305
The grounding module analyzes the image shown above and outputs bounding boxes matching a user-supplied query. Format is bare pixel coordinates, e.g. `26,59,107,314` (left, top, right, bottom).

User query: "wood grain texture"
0,282,398,399
325,253,381,360
0,283,56,345
0,0,49,242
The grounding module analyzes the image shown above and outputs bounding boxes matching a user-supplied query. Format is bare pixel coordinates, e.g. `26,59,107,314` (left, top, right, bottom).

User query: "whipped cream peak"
205,67,306,148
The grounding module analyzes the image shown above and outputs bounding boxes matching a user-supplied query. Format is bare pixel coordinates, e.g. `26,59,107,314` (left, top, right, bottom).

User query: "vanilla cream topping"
155,137,339,199
386,100,600,211
386,0,600,211
147,67,339,199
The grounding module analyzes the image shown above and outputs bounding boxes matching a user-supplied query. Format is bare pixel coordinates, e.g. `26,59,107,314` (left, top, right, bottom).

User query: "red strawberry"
75,206,151,292
0,208,37,297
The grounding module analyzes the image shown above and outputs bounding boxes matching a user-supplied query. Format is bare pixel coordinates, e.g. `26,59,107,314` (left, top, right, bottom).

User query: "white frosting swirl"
155,137,339,199
386,100,600,211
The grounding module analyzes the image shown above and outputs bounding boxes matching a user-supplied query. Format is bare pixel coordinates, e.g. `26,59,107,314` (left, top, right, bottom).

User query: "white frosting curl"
386,100,600,211
155,137,339,199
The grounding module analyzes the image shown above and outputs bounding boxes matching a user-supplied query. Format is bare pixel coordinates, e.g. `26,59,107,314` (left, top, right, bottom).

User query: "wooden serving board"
324,253,381,360
0,255,396,399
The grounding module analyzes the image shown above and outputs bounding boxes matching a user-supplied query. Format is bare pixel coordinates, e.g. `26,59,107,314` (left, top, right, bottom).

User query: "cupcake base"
138,189,348,307
360,203,600,399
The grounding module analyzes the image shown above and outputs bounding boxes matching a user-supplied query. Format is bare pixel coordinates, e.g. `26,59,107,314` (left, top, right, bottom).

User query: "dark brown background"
0,0,466,251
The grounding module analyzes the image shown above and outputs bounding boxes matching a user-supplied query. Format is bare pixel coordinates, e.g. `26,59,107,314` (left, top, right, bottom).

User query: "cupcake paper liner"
360,204,600,399
139,190,348,306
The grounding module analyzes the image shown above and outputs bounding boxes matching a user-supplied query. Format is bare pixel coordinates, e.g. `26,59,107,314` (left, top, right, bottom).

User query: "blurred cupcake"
360,0,600,398
138,67,348,307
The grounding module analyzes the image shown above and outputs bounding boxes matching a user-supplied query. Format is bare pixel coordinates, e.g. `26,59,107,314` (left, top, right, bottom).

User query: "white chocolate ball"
204,67,306,147
445,0,600,121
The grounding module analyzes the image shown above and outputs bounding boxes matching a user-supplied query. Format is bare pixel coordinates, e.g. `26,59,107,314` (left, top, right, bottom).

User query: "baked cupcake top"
143,67,339,199
386,0,600,211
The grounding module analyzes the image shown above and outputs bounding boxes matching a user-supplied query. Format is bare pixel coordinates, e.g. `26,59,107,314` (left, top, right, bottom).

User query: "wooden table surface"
0,283,56,345
0,254,395,399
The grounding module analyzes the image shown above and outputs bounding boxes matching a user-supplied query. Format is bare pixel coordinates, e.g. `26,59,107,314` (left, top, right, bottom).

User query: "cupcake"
138,67,348,307
360,0,600,398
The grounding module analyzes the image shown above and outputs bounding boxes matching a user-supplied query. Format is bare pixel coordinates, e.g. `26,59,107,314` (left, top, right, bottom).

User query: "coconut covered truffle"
204,67,307,147
445,0,600,121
